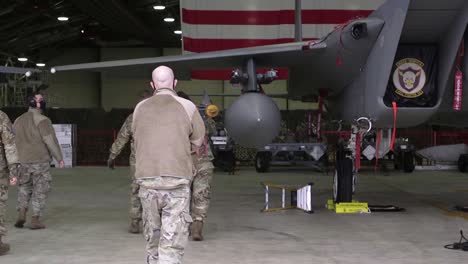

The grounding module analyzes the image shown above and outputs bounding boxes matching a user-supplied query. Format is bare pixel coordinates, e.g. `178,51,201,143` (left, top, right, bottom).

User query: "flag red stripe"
191,69,289,80
182,9,372,25
183,37,318,53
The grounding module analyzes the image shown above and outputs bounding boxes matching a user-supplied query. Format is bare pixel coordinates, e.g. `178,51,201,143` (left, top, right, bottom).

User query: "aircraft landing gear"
333,118,371,203
393,142,415,173
255,152,271,172
458,154,468,172
402,151,415,173
333,144,353,203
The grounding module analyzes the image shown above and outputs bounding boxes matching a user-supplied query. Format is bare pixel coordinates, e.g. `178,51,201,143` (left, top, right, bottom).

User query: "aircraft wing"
51,13,385,101
0,66,41,75
52,41,327,79
51,10,386,110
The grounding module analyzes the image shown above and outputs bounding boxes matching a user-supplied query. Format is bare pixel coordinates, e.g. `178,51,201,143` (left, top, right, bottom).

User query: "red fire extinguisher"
453,69,463,111
453,40,464,111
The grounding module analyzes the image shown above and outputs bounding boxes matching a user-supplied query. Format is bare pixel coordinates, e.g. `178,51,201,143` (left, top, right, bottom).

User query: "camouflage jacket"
14,108,63,163
109,113,135,166
0,111,19,171
193,117,216,171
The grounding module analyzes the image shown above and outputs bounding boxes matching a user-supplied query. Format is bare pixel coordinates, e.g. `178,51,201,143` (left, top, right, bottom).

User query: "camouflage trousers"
139,185,192,264
234,144,257,165
191,168,213,222
0,170,8,236
129,166,142,220
17,163,51,217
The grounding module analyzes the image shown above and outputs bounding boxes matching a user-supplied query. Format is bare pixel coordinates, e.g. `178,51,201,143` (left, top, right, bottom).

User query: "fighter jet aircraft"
49,0,468,203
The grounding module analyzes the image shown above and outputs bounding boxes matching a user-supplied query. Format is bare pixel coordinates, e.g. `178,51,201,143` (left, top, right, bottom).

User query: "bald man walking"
133,66,205,264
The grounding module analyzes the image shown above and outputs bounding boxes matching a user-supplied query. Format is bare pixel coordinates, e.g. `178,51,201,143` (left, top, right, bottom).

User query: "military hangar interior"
1,0,468,263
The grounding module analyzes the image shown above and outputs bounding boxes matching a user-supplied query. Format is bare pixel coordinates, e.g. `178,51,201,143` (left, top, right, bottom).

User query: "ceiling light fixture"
81,29,85,34
17,57,28,62
164,17,175,22
36,63,46,67
57,16,69,21
153,5,165,10
174,30,182,35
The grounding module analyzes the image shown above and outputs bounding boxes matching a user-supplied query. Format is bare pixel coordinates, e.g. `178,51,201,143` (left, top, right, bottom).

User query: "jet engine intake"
351,22,368,40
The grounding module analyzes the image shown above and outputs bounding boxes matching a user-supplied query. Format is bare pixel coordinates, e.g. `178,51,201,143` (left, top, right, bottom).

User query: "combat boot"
128,219,141,234
0,236,10,256
29,216,45,230
191,221,204,241
14,208,27,228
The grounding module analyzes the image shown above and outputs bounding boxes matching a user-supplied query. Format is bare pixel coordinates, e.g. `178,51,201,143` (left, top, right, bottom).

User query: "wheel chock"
326,199,370,214
455,206,468,212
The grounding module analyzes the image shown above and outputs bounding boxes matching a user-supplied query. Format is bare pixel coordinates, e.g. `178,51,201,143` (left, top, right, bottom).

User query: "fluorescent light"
18,57,28,62
57,16,69,21
164,17,175,22
153,5,165,10
36,63,46,67
174,30,182,35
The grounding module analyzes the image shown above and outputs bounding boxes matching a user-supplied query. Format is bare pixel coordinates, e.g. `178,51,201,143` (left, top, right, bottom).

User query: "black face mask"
39,101,46,111
28,97,46,111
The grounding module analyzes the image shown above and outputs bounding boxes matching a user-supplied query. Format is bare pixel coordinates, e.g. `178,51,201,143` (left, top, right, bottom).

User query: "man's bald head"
151,65,177,91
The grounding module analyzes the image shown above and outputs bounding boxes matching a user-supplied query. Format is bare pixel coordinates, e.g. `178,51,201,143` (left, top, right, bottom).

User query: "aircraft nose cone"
225,93,281,148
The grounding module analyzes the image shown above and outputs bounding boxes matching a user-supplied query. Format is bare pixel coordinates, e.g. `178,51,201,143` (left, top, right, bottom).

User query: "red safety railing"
74,129,468,166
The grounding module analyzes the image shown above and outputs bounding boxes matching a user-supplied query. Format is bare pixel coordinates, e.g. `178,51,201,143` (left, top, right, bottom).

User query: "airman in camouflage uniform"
234,145,257,165
190,117,216,241
0,111,19,256
273,120,288,143
14,93,64,230
134,67,205,264
107,113,143,233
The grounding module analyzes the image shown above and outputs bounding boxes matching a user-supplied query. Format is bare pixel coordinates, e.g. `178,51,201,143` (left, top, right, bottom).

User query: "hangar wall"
46,48,100,108
99,47,162,110
45,47,316,110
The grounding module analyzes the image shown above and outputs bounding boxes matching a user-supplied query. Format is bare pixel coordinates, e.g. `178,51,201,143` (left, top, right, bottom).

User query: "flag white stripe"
180,0,385,11
182,24,337,40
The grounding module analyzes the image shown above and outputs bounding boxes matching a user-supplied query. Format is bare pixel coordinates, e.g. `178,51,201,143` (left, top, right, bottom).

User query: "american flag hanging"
180,0,385,80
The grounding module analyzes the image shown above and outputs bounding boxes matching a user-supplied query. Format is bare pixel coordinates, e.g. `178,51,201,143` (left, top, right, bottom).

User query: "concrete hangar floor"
1,166,467,264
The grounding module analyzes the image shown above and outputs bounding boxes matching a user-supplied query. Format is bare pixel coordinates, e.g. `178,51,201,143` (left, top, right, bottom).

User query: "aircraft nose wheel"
352,172,357,194
255,152,271,173
394,149,415,173
458,154,468,172
333,147,354,203
333,170,338,201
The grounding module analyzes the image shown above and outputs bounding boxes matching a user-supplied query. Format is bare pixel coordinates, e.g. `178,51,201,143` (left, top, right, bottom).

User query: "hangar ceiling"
0,0,181,66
